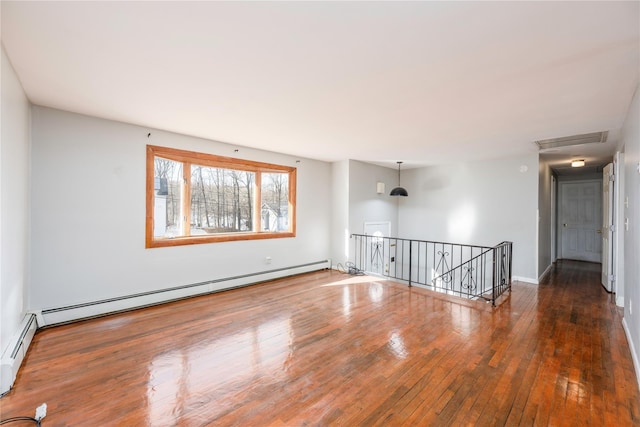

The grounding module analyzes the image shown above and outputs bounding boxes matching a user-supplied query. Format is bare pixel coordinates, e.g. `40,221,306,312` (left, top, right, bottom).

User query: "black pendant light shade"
390,161,408,197
390,186,408,197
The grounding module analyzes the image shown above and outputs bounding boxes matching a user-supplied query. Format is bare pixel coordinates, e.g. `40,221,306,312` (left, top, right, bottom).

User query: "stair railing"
350,234,512,306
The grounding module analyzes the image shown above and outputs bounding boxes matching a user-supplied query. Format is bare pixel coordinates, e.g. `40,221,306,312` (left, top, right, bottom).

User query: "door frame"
602,163,614,292
557,178,603,262
551,175,557,263
614,151,625,306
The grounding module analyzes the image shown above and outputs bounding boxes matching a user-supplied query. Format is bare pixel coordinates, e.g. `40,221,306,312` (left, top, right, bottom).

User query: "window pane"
191,165,255,234
154,157,184,238
261,172,289,232
147,145,295,247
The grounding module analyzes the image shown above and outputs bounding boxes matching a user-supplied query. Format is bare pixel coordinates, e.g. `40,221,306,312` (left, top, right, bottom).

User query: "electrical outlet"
35,403,47,421
630,300,633,315
265,256,272,264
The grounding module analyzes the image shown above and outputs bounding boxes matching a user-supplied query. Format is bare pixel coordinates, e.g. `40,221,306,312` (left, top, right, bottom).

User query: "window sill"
146,231,295,248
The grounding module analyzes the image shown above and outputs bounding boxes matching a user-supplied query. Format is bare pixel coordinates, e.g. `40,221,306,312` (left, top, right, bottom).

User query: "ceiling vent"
534,131,608,150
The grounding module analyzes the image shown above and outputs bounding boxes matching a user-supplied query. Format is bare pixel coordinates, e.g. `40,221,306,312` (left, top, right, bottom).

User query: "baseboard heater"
37,260,330,327
1,313,38,395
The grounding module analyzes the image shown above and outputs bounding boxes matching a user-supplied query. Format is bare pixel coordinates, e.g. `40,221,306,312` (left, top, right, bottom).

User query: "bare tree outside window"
261,173,289,232
153,157,183,238
147,145,295,247
190,166,255,234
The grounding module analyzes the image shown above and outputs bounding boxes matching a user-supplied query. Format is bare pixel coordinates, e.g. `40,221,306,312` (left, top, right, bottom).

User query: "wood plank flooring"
1,260,638,426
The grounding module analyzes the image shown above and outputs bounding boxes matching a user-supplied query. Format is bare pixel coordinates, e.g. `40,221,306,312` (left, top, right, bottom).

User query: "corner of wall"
1,43,32,393
538,263,553,283
0,313,37,395
513,275,539,285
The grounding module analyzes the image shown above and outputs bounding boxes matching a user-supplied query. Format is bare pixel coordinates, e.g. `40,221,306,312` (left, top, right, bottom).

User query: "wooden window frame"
146,145,296,248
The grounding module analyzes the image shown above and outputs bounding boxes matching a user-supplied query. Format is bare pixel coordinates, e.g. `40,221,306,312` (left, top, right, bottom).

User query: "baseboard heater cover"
1,313,38,395
39,260,330,327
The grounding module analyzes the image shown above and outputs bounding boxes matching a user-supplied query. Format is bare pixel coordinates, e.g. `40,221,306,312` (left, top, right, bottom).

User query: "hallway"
534,259,638,425
1,261,638,425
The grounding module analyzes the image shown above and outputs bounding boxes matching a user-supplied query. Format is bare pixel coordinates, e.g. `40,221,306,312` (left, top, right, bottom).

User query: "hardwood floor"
1,260,638,426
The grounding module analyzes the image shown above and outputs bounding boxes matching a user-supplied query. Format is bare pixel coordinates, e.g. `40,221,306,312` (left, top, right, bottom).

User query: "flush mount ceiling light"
390,161,408,197
571,160,585,167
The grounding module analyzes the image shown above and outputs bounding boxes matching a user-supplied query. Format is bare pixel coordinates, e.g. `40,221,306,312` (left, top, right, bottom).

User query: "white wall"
330,160,349,266
398,154,539,282
538,156,554,279
29,107,331,311
330,159,398,267
622,83,640,383
0,46,31,357
348,160,398,238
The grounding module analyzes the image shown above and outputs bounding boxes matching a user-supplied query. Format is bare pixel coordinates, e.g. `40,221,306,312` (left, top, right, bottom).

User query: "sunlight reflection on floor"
320,274,389,287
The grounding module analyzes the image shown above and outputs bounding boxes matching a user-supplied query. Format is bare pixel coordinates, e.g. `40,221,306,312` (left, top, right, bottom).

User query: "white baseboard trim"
1,313,38,395
617,296,625,308
39,260,330,327
538,264,553,283
622,317,640,391
513,275,538,285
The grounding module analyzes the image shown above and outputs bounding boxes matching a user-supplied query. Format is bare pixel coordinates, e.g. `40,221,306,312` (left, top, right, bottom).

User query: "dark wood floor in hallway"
1,260,638,426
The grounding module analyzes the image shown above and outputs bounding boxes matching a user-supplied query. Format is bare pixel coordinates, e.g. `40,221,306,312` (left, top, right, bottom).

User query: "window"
146,145,296,248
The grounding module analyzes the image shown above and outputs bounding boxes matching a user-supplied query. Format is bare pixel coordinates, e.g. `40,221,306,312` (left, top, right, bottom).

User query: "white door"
363,221,391,275
602,164,614,291
559,180,602,263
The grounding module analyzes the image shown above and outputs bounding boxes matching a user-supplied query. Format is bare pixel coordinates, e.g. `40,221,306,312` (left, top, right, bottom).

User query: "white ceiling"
2,1,639,169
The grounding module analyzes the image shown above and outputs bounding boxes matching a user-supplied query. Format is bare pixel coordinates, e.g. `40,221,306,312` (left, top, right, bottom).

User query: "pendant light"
390,161,408,197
